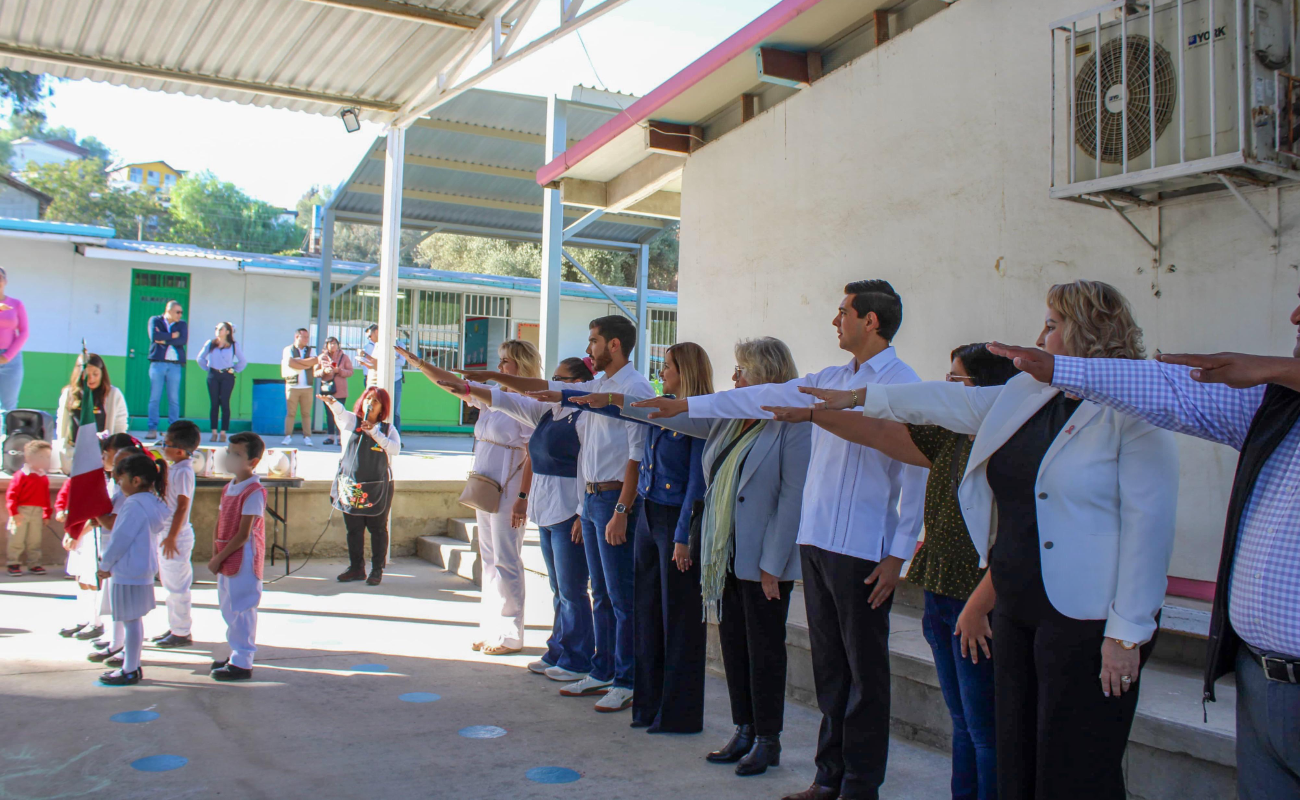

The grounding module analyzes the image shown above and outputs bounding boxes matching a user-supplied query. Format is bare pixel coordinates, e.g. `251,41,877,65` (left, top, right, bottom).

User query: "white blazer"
861,372,1178,644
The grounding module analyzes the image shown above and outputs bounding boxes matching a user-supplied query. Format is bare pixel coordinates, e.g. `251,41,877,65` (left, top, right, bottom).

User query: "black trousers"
718,567,793,736
992,606,1155,800
344,511,389,572
800,545,893,800
207,371,235,432
631,499,706,733
324,398,347,436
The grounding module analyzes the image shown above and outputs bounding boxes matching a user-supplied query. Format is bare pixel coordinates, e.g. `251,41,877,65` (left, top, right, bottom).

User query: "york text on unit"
1187,25,1228,48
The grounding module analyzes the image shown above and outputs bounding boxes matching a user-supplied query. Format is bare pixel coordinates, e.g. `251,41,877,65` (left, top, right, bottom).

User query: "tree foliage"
1,110,114,172
25,157,167,239
160,171,301,252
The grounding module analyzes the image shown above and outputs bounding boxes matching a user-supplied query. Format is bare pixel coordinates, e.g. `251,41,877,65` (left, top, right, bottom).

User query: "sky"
24,0,775,208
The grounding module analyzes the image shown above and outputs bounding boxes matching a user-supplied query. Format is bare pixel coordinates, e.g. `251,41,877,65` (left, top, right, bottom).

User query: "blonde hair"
665,342,713,398
735,337,799,385
1046,280,1146,360
498,339,542,379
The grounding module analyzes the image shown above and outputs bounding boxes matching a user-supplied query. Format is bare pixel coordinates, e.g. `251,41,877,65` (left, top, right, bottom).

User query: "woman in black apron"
320,387,400,586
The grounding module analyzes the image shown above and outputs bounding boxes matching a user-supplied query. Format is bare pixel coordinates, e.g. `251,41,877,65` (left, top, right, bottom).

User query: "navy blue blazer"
562,390,705,544
147,316,188,363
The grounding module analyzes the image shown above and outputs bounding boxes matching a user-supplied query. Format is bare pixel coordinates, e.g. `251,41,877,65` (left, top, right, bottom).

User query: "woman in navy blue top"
553,342,710,733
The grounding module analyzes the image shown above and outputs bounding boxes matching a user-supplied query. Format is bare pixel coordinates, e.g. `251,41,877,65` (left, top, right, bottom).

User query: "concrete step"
415,535,481,586
705,587,1238,800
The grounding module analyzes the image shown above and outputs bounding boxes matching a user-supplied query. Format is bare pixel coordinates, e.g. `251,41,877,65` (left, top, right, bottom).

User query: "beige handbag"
458,442,525,513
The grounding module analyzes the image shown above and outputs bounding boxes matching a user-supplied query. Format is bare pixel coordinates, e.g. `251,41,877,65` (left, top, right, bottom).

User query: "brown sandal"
482,644,522,656
471,640,485,652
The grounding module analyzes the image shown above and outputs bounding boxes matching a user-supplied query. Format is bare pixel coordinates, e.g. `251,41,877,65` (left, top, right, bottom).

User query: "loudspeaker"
3,409,53,474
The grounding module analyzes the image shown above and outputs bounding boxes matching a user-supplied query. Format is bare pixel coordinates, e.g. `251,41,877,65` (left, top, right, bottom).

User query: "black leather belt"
586,481,622,494
1246,644,1300,684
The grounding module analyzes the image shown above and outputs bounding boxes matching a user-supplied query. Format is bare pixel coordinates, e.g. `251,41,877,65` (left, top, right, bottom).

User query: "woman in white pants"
400,340,540,656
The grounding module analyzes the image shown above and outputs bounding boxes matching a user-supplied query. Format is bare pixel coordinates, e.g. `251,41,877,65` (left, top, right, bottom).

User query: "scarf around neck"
701,418,767,616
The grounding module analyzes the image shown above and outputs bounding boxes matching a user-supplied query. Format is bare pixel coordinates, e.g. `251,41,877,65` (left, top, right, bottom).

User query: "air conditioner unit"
1051,0,1300,201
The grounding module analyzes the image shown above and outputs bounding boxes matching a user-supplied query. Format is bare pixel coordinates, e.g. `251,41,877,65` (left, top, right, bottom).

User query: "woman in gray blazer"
567,337,811,777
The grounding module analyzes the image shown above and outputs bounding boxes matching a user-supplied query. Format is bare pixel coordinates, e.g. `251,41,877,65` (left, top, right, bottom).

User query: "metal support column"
376,128,406,396
539,96,567,376
635,243,649,375
312,208,336,432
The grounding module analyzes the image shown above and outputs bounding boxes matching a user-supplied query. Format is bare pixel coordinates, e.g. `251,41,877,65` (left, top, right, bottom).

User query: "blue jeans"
581,489,641,688
537,515,594,674
0,352,23,424
148,361,183,430
922,590,997,800
393,377,403,432
1235,644,1300,800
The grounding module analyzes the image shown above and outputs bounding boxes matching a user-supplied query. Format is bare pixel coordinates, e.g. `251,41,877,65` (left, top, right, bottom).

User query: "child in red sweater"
7,440,52,575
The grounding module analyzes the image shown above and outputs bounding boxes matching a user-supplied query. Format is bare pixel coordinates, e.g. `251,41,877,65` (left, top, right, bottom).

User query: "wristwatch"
614,502,628,515
518,491,528,500
1110,638,1138,650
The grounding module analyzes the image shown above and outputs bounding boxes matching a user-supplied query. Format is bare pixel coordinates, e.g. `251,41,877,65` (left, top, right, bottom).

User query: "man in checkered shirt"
989,286,1300,800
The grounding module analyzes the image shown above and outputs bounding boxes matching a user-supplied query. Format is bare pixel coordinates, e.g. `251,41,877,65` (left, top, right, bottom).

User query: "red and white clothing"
157,458,196,637
6,467,51,517
6,466,50,567
466,385,531,649
215,475,266,669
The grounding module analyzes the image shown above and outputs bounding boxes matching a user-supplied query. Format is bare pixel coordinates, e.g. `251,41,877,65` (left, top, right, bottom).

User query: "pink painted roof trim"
535,0,829,185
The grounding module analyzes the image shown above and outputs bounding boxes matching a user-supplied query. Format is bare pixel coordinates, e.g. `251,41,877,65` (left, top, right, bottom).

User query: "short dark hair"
228,431,266,461
844,280,903,342
558,356,595,382
295,327,309,335
166,420,202,451
114,453,168,498
590,315,637,355
101,433,137,453
364,323,378,333
950,343,1020,388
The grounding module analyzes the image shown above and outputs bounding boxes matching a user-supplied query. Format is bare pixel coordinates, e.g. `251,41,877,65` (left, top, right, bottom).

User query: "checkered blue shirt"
1053,356,1300,657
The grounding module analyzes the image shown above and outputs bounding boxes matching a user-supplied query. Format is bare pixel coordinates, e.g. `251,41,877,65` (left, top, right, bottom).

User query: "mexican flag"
63,348,113,537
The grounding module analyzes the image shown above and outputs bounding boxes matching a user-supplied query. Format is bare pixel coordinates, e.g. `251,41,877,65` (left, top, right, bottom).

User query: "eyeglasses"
550,375,579,382
945,373,973,382
733,366,747,375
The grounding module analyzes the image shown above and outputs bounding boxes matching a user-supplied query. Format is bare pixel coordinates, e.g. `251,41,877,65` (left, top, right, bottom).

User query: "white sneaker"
594,686,633,712
558,674,612,697
544,665,588,682
280,436,292,446
303,437,314,447
527,660,551,675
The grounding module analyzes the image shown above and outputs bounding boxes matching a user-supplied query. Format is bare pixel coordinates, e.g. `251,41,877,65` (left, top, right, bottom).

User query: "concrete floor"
0,557,951,800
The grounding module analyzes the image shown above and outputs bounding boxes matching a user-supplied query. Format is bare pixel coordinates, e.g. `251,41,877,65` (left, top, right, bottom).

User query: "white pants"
217,539,261,669
475,472,526,649
157,528,194,636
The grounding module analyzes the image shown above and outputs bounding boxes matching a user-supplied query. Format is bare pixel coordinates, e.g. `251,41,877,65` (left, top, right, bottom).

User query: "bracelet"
608,392,613,405
851,388,859,407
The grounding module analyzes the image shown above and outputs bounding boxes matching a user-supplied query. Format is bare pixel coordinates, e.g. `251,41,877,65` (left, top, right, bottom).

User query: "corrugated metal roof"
0,216,115,238
99,237,677,305
0,0,503,121
329,88,668,248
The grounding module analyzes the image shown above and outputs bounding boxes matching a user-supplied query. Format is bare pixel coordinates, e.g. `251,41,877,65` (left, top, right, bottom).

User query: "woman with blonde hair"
570,337,810,774
802,280,1179,799
400,339,538,655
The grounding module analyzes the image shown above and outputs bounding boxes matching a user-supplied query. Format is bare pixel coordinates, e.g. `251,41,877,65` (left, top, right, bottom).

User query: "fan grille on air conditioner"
1074,35,1175,163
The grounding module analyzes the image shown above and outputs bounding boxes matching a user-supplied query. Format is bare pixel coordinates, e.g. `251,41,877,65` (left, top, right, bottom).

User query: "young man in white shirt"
461,316,653,713
281,327,318,447
637,281,926,800
358,323,407,432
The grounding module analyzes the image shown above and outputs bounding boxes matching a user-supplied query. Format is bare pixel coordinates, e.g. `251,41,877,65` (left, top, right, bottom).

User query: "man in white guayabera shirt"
460,315,653,715
635,280,927,800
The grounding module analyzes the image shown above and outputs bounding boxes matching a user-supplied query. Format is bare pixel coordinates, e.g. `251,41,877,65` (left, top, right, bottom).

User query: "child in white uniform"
209,431,266,682
153,420,198,648
97,453,169,685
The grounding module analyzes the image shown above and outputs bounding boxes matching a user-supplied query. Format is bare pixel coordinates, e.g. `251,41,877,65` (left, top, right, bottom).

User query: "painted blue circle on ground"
400,692,441,703
526,767,581,784
111,710,160,723
131,755,187,772
350,663,388,672
458,725,507,739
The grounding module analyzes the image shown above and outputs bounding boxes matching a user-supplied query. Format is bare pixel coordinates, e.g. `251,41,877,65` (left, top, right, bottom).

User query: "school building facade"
2,218,677,432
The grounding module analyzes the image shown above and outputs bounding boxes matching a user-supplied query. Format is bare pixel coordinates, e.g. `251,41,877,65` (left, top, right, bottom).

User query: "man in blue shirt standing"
147,300,187,440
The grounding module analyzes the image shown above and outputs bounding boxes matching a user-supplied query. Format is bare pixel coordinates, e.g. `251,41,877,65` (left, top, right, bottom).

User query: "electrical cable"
261,504,336,585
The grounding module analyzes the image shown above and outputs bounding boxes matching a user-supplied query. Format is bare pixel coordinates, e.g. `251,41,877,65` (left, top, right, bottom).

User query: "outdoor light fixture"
340,107,361,133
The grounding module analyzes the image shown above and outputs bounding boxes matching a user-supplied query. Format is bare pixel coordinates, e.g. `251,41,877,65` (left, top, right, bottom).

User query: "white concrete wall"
676,0,1296,582
0,186,41,219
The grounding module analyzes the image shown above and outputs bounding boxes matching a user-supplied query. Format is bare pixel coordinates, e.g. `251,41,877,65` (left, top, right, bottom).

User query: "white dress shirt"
326,401,402,457
489,388,587,527
687,347,928,563
548,362,654,489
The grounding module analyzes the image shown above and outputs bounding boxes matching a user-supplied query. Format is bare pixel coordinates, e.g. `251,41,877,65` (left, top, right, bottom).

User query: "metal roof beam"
0,43,401,113
411,117,544,144
559,154,684,220
332,212,641,251
300,0,482,30
346,182,665,227
367,150,535,180
391,0,634,128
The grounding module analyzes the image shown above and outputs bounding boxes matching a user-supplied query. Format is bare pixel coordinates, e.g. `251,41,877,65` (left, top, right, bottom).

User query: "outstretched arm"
456,367,550,394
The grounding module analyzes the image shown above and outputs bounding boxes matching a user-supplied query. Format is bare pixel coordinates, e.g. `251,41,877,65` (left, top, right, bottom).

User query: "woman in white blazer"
804,280,1179,800
56,353,129,473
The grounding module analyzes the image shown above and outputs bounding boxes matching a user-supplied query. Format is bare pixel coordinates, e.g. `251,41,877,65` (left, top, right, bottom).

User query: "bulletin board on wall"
516,323,539,348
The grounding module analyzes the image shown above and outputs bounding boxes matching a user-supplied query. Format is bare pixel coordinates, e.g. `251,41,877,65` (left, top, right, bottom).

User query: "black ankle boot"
706,725,755,764
735,735,781,776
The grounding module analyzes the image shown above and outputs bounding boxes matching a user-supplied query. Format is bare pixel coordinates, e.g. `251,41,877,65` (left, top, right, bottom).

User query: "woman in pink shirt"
0,268,29,423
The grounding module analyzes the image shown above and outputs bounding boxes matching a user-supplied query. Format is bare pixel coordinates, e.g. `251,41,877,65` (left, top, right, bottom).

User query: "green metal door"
125,269,191,416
